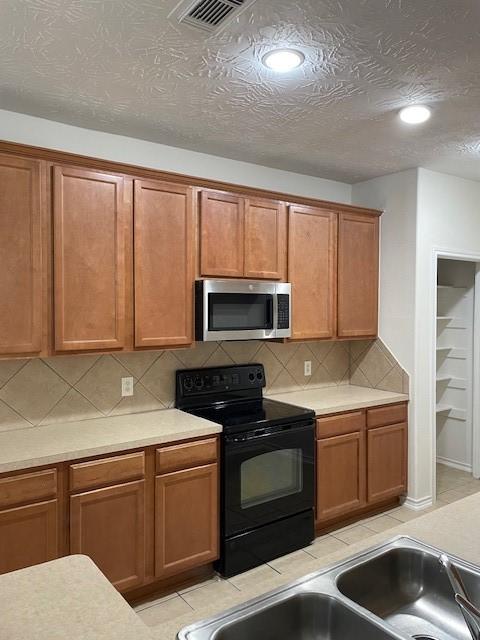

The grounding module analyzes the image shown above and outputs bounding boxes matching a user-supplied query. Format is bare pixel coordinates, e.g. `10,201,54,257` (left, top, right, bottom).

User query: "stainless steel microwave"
195,279,291,341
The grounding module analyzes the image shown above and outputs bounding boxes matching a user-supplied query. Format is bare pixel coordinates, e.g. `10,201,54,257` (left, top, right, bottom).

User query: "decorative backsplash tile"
350,339,409,395
0,338,408,433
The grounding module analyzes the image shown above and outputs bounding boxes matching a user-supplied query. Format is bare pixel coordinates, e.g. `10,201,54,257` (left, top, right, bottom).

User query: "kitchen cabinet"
134,179,194,347
53,166,128,352
244,198,287,280
315,403,407,528
288,205,337,339
69,452,146,591
366,404,408,503
0,154,44,356
199,190,286,280
0,469,59,575
337,212,379,338
70,480,145,591
316,412,366,523
155,439,219,578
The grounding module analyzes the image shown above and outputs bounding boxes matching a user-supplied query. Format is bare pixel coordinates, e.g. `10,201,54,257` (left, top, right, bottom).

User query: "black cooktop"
187,398,314,431
175,363,314,434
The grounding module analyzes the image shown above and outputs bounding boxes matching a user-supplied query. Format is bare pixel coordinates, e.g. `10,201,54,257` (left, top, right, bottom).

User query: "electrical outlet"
121,377,134,397
304,360,312,377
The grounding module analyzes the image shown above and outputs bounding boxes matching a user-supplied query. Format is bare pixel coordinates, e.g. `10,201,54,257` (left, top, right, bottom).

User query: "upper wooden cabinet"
337,212,379,338
199,190,286,280
0,154,44,355
288,206,337,340
53,166,127,352
134,180,194,348
244,198,287,280
200,191,244,277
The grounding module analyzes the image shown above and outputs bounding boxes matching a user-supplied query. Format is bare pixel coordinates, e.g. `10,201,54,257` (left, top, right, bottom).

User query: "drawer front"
156,438,218,474
316,411,365,439
0,469,57,509
69,452,145,492
367,403,408,429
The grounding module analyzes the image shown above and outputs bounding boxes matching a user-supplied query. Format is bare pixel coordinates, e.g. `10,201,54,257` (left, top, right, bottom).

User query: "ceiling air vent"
174,0,255,33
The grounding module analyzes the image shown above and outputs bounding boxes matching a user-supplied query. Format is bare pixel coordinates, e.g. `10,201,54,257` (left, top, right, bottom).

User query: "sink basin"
211,593,397,640
337,546,480,640
178,536,480,640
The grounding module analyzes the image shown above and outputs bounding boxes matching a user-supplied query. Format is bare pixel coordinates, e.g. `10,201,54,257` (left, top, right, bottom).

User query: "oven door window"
208,293,273,331
240,448,303,509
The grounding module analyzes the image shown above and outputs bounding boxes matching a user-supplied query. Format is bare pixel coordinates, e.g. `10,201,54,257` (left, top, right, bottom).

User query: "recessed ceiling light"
399,104,432,124
262,48,305,73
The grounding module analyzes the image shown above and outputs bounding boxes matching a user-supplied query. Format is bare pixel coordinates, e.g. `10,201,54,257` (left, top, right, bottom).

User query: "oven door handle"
225,421,314,443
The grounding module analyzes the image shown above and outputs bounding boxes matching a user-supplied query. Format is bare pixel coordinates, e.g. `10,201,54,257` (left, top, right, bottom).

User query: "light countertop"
267,384,408,416
0,409,221,474
0,554,152,640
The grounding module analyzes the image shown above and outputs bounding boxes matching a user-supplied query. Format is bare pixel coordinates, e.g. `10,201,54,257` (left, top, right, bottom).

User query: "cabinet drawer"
0,469,57,509
156,438,218,474
316,411,365,439
367,403,408,429
69,452,145,492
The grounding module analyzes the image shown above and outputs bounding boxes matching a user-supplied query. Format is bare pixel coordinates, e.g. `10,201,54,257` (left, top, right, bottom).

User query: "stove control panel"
176,364,265,403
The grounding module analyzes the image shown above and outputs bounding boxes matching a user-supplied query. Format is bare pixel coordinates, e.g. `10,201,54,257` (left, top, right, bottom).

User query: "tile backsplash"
0,338,408,432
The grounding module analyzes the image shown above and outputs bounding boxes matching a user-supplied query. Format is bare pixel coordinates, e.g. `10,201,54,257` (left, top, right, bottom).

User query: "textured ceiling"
1,0,480,183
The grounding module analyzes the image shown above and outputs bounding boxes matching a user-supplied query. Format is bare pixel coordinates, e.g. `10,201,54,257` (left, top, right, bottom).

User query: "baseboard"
402,495,434,511
437,456,472,473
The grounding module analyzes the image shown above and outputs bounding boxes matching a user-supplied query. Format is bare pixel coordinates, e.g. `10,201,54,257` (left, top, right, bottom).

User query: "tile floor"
134,464,480,630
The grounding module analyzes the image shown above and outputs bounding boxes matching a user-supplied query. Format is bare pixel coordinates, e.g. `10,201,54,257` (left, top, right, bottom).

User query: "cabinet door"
70,480,145,591
200,191,244,277
0,500,58,575
0,154,43,355
288,206,337,339
367,423,407,503
244,198,286,280
337,212,379,338
53,166,127,351
134,180,194,347
155,463,218,578
316,432,365,523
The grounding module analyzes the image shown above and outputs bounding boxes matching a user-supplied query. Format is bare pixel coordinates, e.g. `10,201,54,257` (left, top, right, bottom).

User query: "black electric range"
176,363,315,577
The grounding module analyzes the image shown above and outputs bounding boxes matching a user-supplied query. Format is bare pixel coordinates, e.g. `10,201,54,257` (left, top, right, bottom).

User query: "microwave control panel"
277,294,290,329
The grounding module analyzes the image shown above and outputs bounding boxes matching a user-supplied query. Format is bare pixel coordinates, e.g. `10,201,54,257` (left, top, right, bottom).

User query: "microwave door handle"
270,294,276,330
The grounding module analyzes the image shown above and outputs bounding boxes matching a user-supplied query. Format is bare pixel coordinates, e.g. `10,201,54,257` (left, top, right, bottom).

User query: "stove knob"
256,371,263,381
183,377,193,391
194,376,204,389
248,372,255,382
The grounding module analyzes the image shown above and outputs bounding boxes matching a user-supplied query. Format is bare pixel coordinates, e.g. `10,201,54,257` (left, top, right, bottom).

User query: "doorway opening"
435,257,480,500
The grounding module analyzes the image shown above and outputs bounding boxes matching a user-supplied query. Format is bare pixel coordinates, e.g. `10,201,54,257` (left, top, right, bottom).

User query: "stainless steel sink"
177,536,480,640
337,543,480,640
212,592,397,640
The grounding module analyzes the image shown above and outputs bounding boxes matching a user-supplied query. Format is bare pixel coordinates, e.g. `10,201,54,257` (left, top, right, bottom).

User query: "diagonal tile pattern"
0,337,408,431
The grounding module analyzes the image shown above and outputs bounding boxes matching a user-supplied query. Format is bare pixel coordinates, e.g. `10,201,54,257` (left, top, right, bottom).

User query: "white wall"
415,169,480,498
352,170,418,499
0,109,351,203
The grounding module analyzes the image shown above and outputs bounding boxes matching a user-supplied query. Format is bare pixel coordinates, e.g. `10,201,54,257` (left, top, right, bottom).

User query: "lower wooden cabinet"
155,463,218,578
316,432,365,523
70,480,145,591
367,422,407,503
316,403,408,527
0,500,58,574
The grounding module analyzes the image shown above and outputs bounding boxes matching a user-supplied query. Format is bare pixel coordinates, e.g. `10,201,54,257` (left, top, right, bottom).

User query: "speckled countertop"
0,554,152,640
0,386,408,474
0,409,221,474
267,384,408,415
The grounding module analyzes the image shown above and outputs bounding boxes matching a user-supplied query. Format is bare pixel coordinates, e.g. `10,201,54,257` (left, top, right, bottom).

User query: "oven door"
222,421,315,537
